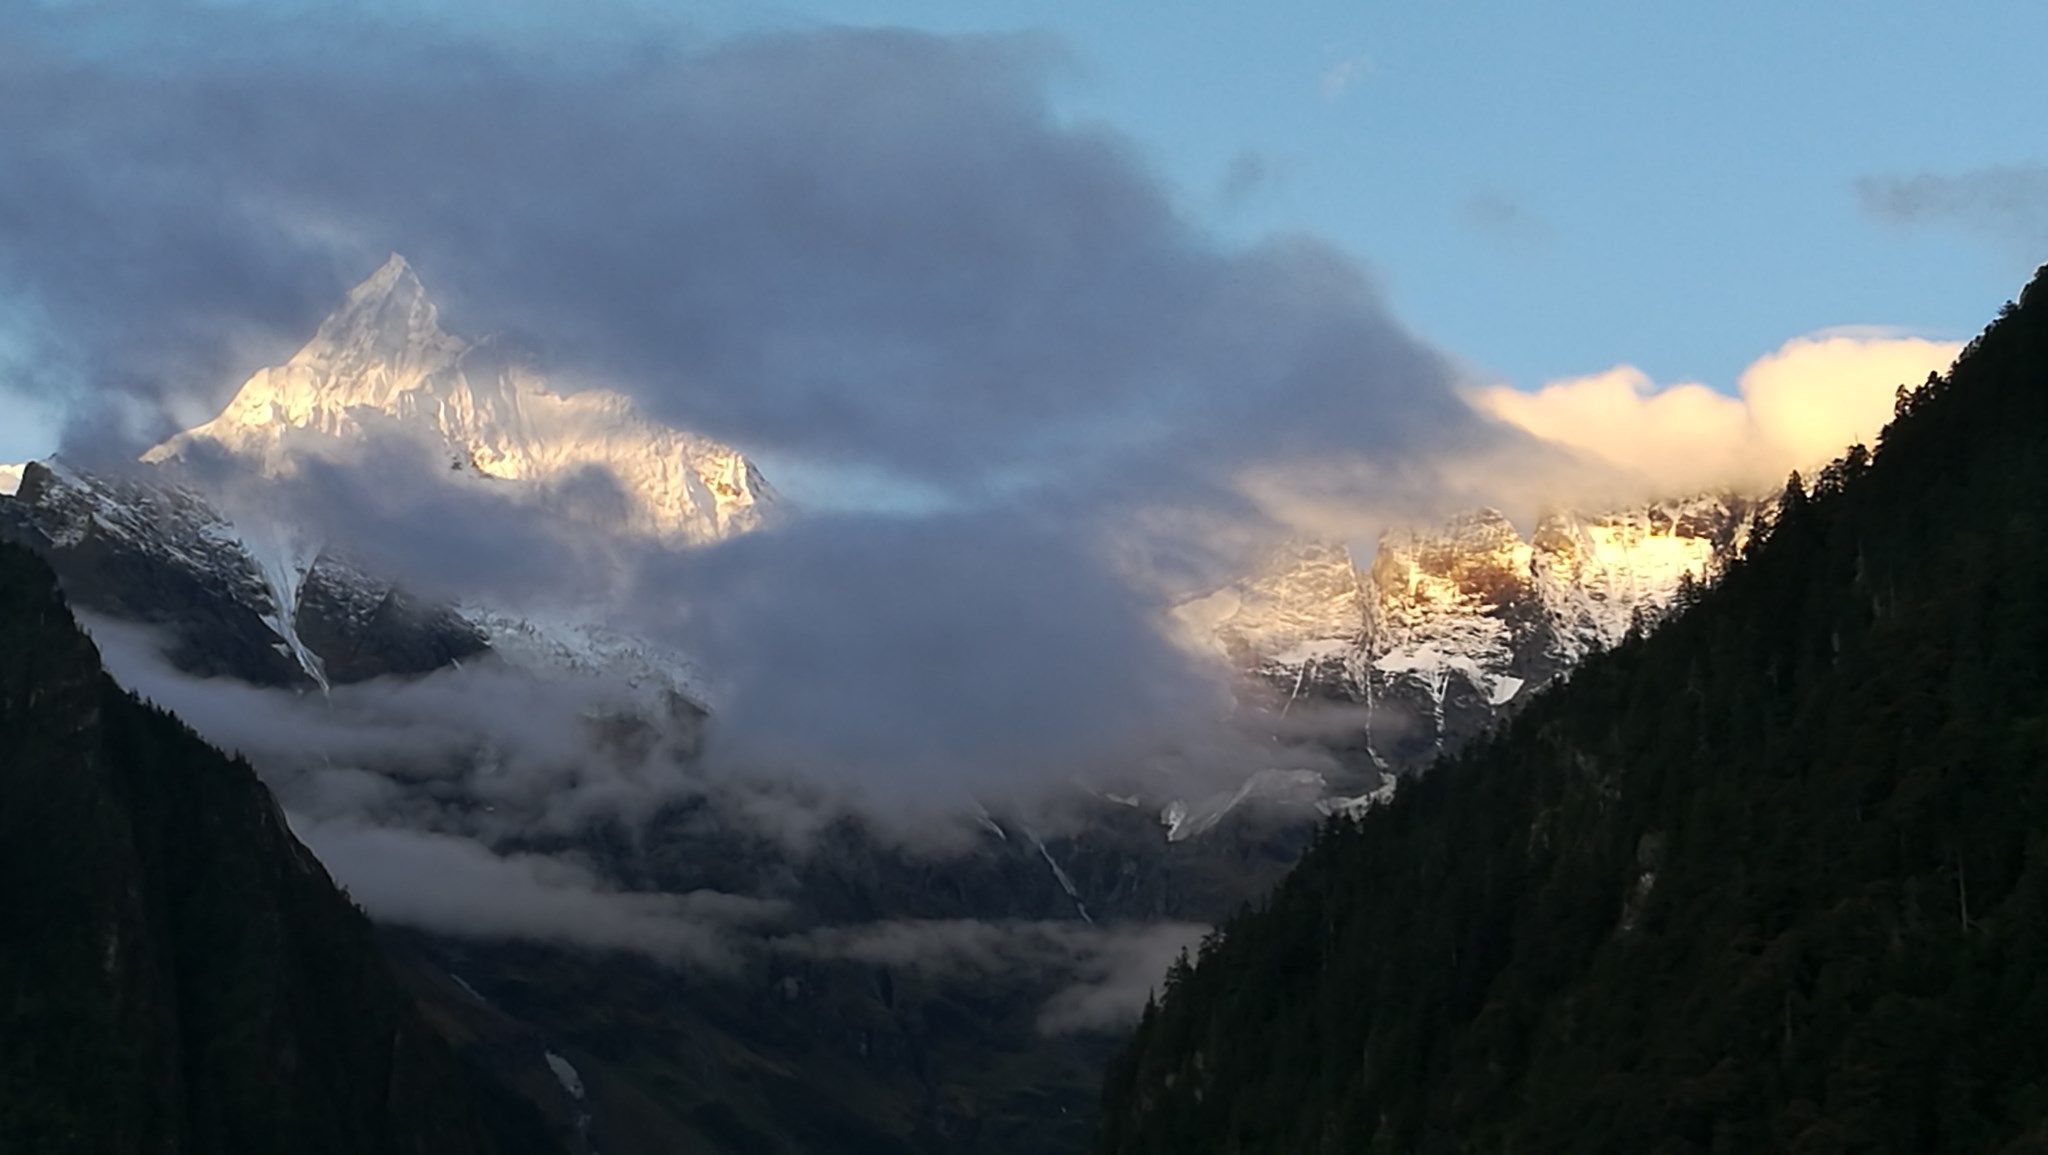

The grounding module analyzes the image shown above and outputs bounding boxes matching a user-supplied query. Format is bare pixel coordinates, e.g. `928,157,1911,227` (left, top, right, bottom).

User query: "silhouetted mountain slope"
0,543,559,1155
1094,271,2048,1154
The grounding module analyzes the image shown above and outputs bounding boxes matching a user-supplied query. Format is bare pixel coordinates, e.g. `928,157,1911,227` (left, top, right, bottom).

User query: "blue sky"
743,0,2044,387
2,0,2043,466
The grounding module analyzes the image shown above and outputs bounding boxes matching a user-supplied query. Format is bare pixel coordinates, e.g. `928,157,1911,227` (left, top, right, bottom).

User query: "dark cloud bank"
5,2,1578,1019
2,2,1499,491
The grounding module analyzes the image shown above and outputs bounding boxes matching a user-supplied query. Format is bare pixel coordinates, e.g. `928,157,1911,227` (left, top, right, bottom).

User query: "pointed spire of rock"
292,254,448,374
346,253,423,305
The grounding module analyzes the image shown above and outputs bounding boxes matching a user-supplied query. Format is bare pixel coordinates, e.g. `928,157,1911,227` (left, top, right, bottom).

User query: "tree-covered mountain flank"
1094,270,2048,1154
0,543,559,1155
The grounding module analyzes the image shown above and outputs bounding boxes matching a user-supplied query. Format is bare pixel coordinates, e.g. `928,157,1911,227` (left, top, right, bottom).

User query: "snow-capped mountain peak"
144,256,774,545
284,253,459,391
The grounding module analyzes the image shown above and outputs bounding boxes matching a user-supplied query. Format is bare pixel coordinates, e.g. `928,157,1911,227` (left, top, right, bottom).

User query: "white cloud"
294,819,785,968
773,918,1209,1034
1319,54,1373,100
1469,331,1961,495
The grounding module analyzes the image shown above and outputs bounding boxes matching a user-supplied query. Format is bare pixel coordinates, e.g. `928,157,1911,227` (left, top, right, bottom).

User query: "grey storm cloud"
0,1,1542,806
642,511,1240,813
175,429,647,609
2,1,1568,947
0,1,1489,503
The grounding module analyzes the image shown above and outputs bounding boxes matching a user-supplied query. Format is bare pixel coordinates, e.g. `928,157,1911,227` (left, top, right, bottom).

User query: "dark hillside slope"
1095,271,2048,1155
0,543,559,1155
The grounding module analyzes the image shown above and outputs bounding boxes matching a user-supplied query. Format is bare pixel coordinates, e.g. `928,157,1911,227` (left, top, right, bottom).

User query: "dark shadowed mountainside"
0,543,560,1155
1094,268,2048,1154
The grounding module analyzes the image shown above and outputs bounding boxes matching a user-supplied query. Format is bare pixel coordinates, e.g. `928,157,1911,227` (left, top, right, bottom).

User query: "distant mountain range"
0,257,1778,1153
5,256,1762,811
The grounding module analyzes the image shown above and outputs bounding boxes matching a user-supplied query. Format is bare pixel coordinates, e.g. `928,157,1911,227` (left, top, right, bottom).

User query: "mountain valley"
0,261,1840,1154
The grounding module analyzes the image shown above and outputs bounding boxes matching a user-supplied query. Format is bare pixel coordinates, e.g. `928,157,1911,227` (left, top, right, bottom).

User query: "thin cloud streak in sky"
1319,53,1373,101
1858,165,2048,258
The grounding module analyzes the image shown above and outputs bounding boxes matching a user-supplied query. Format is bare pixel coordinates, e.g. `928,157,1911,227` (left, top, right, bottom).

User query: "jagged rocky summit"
1181,494,1762,772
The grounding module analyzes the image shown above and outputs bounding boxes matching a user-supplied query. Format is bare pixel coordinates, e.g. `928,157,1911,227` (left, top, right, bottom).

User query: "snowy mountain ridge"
0,458,492,691
1183,492,1763,771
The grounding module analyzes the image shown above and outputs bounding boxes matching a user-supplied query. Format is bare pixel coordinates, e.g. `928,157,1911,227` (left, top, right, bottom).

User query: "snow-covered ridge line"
7,459,373,689
462,604,713,710
1186,492,1763,771
12,456,713,706
0,464,23,497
